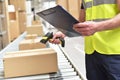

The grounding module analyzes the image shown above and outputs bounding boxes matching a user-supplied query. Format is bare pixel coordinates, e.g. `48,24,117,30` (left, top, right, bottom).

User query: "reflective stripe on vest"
85,0,116,8
84,0,120,54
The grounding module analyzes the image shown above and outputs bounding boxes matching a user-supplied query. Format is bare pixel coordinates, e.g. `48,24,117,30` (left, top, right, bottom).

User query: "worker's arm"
73,0,120,36
96,0,120,31
79,4,86,22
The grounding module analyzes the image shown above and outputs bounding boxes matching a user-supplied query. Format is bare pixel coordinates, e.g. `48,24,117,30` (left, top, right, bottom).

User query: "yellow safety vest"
84,0,120,54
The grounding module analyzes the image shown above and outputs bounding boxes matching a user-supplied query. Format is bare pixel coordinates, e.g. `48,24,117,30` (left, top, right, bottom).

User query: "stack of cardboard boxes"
7,0,27,42
19,18,45,50
19,14,45,50
9,0,27,34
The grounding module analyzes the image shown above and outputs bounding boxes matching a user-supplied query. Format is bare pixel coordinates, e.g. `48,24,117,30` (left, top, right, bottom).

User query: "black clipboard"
36,5,80,37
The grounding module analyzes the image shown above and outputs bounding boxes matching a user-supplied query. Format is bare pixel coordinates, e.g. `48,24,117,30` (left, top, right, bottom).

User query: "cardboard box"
26,25,43,36
67,0,81,20
18,11,27,34
9,0,26,11
56,0,81,20
25,34,38,39
19,38,46,50
8,11,20,42
32,20,41,25
3,48,58,78
0,2,2,14
9,20,19,41
17,0,26,11
56,0,68,10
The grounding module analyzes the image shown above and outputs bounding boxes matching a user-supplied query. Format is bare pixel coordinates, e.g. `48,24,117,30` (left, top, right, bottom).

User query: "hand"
50,31,65,44
73,21,99,36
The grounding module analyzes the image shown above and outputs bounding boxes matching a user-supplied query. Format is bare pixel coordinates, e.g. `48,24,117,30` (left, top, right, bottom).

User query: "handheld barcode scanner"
40,32,65,47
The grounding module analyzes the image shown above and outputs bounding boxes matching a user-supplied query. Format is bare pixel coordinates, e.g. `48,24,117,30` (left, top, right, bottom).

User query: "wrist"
97,19,114,31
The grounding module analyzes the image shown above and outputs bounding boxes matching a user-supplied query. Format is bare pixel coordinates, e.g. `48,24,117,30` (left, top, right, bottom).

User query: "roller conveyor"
0,52,82,80
0,32,84,80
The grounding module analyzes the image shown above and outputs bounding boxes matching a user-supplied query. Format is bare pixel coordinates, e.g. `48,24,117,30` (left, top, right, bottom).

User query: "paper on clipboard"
36,5,80,37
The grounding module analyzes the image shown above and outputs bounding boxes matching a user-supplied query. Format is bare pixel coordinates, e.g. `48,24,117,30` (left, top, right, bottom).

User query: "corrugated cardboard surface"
3,48,58,78
19,38,46,50
56,0,81,20
18,11,27,34
9,12,16,20
0,2,3,14
32,20,41,25
8,11,20,42
26,25,43,36
25,34,38,39
67,0,81,20
56,0,68,10
9,20,19,41
10,0,26,11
